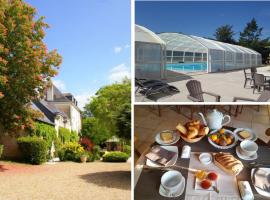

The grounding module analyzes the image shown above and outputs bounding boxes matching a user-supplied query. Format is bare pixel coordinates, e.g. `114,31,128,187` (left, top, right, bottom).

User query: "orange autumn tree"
0,0,62,132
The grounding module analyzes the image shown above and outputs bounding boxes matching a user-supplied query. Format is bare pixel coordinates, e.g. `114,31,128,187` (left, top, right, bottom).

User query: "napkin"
145,145,177,166
254,168,270,193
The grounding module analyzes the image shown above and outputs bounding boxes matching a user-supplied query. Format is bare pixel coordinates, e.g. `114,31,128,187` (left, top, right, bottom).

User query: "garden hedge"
17,136,47,164
102,151,128,162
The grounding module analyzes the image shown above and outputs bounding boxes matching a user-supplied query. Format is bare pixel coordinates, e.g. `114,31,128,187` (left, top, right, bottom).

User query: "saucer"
159,177,185,198
236,146,258,160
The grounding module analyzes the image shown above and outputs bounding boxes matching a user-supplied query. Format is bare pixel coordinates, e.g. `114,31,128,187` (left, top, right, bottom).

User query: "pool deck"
135,65,270,102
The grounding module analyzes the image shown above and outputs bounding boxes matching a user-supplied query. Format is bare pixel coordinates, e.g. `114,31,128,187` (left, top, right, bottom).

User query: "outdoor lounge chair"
186,80,221,102
135,78,163,88
233,90,270,102
253,73,270,93
135,78,179,100
243,69,254,88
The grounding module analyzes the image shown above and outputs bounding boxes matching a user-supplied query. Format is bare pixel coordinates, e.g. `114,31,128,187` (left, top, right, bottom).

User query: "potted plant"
80,152,88,163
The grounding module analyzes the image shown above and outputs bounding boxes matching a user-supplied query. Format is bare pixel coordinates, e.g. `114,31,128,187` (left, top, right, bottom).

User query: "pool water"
166,62,207,72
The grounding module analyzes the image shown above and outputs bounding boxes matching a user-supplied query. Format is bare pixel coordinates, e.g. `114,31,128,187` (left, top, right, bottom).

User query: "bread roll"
176,123,187,135
198,127,209,136
187,127,198,139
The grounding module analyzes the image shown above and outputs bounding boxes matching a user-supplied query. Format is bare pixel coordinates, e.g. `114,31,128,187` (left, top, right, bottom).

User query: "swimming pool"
166,62,207,72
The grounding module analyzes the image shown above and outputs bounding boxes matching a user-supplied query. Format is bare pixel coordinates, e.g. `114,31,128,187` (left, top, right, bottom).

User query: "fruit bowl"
208,129,238,149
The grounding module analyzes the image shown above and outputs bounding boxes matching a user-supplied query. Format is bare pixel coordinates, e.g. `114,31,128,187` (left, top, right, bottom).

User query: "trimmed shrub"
58,127,71,144
123,145,131,157
102,151,128,162
17,136,47,164
0,144,3,159
57,142,84,161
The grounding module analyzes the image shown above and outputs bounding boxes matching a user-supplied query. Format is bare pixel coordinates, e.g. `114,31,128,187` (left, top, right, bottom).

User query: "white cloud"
75,92,94,110
109,63,130,83
114,44,130,54
114,46,122,54
52,79,66,92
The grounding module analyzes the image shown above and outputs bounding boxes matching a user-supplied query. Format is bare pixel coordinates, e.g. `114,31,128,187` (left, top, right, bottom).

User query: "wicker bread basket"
179,132,205,143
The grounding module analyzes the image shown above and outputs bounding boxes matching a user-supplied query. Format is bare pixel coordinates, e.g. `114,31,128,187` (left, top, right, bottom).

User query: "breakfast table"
134,126,270,200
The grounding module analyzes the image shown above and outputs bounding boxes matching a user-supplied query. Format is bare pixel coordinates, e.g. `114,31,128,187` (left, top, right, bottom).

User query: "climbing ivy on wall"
30,122,57,150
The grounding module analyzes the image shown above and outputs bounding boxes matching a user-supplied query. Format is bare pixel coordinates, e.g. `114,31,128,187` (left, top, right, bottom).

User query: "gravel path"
0,161,130,200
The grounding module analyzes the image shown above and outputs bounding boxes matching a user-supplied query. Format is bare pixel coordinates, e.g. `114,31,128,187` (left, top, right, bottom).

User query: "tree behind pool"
0,0,62,132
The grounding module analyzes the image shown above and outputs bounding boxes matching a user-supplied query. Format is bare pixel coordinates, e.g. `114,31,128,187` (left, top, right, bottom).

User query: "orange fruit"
210,134,218,141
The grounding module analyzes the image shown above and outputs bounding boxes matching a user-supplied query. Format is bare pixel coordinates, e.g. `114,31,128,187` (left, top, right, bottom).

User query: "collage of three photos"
0,0,270,200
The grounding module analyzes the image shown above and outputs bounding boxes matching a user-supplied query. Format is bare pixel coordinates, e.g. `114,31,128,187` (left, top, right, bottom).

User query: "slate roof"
30,102,55,126
32,100,68,125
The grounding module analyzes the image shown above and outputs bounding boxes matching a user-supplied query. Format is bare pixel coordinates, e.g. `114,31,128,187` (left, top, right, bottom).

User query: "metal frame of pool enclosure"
135,24,262,79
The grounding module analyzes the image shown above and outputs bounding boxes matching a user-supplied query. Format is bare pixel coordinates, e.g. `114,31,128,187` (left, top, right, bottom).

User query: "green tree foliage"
0,0,62,132
239,18,263,44
82,79,131,144
115,103,131,140
81,117,111,145
239,18,270,63
214,25,236,44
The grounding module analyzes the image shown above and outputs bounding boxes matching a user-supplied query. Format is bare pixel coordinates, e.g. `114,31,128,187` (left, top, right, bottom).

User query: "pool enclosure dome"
135,24,262,79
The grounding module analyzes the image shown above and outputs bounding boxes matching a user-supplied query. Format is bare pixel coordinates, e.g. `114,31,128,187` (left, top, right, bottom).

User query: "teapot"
198,109,231,130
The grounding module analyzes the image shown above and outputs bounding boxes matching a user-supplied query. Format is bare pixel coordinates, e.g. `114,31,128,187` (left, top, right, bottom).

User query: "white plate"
195,175,218,191
251,168,270,198
234,128,257,142
155,130,180,145
236,146,258,161
159,176,185,198
146,146,178,167
208,129,238,149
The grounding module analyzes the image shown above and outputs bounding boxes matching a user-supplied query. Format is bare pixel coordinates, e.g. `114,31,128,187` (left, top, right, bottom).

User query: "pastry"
214,152,243,175
187,127,198,139
176,123,187,135
160,131,174,143
238,130,251,139
198,127,209,136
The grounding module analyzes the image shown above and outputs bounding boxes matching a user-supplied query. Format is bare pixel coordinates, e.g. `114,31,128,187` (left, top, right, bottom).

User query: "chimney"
46,85,54,101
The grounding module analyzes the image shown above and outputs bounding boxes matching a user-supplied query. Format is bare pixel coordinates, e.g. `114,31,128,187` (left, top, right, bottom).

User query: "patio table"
134,126,270,200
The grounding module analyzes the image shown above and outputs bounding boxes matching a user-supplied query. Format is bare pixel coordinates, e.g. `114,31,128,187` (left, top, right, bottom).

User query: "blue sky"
25,0,131,109
136,1,270,39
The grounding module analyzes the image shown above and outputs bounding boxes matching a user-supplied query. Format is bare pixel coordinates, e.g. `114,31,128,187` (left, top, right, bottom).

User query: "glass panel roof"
158,33,207,53
158,32,260,55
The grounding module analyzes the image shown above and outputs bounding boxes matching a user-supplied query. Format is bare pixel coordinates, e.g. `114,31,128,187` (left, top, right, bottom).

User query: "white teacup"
240,140,258,157
161,170,183,194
